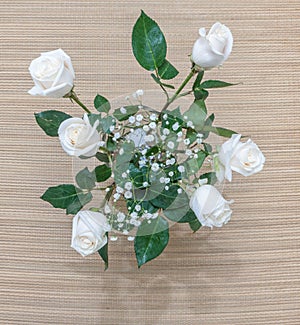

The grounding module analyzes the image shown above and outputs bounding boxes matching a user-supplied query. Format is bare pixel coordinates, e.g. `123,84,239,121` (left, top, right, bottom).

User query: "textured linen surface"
0,1,299,324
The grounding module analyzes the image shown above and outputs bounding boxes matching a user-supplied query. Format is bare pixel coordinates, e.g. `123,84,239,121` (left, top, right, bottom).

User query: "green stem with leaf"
160,68,198,113
66,90,91,114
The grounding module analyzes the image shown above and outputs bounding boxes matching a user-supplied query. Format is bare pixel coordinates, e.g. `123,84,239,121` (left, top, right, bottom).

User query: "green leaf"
151,73,161,84
88,114,102,132
41,184,92,215
202,113,215,140
183,100,207,131
150,73,175,89
115,142,135,167
94,94,111,113
183,150,207,176
76,167,96,190
106,136,117,152
189,218,202,232
203,142,213,153
129,164,147,188
99,116,115,134
200,80,237,89
157,60,179,80
194,88,209,100
202,126,237,138
161,107,183,131
34,110,72,137
96,152,109,163
134,216,169,267
186,128,198,144
98,238,108,270
88,114,115,134
113,105,139,121
150,184,179,209
193,70,204,90
200,172,217,185
193,71,208,100
163,190,196,223
132,10,167,71
146,145,159,157
180,209,198,223
94,165,112,182
160,83,175,89
127,199,158,215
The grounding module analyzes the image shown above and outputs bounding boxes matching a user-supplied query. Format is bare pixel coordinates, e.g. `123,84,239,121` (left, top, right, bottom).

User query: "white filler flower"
28,48,75,98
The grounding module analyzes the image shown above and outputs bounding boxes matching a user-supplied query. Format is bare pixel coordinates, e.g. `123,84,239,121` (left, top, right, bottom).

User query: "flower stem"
160,68,198,113
67,90,91,114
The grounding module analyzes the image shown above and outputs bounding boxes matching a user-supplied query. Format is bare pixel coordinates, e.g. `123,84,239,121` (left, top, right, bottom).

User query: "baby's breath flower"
163,128,170,135
151,163,159,172
113,193,121,200
136,114,143,122
132,89,144,99
117,212,126,222
135,205,141,212
124,191,133,199
149,122,156,129
116,186,124,194
172,122,180,131
150,113,157,121
143,125,150,132
145,134,155,142
114,132,121,139
185,149,192,156
120,107,127,114
178,165,185,173
124,182,132,190
128,116,135,123
167,141,175,149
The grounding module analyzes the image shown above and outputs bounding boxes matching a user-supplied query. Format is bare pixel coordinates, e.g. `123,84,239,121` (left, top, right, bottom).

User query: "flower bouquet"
29,11,265,269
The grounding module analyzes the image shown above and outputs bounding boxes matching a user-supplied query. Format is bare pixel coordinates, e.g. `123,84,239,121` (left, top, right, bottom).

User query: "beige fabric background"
1,0,299,324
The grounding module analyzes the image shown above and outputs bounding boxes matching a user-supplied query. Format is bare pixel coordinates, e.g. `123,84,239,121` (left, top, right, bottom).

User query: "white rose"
216,134,265,182
58,114,100,157
191,22,233,69
28,49,75,98
71,210,110,257
190,185,233,228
